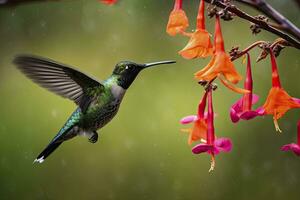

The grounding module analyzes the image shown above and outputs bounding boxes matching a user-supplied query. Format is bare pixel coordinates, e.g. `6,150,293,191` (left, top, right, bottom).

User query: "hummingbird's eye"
125,66,129,70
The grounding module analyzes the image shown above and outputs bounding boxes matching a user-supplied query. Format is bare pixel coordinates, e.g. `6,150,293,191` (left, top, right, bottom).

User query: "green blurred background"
0,0,299,199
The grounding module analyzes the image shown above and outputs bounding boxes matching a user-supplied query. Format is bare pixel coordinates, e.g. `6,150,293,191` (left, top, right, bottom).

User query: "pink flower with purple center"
230,94,265,122
230,53,264,123
192,137,232,155
281,120,300,156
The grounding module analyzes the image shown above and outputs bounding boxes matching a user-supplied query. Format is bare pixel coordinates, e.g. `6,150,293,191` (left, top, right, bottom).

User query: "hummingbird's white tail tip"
33,156,45,164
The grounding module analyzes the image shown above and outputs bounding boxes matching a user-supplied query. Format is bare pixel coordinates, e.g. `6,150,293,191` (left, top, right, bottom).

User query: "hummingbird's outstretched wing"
14,55,104,111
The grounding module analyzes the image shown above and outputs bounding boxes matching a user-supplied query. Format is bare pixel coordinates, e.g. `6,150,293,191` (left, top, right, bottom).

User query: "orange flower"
180,91,208,144
181,119,207,145
166,0,189,36
195,51,241,84
262,50,300,132
179,0,213,59
194,15,247,94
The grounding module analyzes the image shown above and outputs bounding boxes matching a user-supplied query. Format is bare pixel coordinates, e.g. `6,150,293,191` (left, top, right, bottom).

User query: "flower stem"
197,0,205,30
242,53,253,111
173,0,182,10
230,40,267,61
207,90,215,145
297,120,300,145
269,49,282,88
198,90,208,119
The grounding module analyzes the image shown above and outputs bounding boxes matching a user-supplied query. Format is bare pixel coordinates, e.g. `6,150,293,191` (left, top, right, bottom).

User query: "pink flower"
191,89,232,172
192,137,232,155
281,120,300,156
230,54,264,123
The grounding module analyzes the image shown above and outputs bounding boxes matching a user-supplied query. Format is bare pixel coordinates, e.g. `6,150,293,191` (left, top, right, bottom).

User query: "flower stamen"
273,118,282,133
209,155,215,173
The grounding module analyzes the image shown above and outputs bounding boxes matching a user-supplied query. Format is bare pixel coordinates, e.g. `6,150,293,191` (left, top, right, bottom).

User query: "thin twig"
231,40,267,61
294,0,300,8
0,0,59,6
204,0,300,49
234,0,300,40
230,38,288,61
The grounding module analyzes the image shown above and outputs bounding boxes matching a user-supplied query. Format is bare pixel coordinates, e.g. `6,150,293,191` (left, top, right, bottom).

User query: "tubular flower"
230,54,264,123
261,50,300,132
281,120,300,156
194,15,246,94
192,89,232,172
178,0,213,59
166,0,189,36
180,91,208,145
100,0,117,5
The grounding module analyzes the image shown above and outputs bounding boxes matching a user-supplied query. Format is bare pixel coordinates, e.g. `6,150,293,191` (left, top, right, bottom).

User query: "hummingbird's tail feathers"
33,111,80,163
34,142,62,164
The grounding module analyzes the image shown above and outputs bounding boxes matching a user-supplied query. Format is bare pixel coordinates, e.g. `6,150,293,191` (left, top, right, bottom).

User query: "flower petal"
166,9,189,36
178,29,213,59
230,94,262,123
230,107,240,123
240,110,261,120
192,143,213,154
219,76,250,94
251,94,259,105
292,97,300,105
263,87,300,121
231,94,259,114
281,143,300,156
180,115,198,124
100,0,117,5
214,138,232,153
256,107,265,115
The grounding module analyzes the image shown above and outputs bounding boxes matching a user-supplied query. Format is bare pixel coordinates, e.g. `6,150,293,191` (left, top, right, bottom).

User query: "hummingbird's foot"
88,131,98,143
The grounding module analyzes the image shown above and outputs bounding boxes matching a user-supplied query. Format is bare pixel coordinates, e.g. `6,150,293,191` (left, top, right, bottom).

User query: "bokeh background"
0,0,299,199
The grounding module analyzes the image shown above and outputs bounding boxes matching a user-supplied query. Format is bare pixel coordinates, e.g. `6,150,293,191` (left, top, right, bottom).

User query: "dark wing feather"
14,55,104,111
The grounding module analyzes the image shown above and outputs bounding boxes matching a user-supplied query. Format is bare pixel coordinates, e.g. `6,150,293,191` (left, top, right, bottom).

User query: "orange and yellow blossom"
262,50,300,132
181,119,207,145
194,15,247,94
166,0,189,36
180,91,208,145
179,0,213,59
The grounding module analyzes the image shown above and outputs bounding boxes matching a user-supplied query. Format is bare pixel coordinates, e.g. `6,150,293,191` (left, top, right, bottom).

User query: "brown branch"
0,0,59,6
234,0,300,40
294,0,300,8
205,0,300,49
230,38,288,61
230,40,267,61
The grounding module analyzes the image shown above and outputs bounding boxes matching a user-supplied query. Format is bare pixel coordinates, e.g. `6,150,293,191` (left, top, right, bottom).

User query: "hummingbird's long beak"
142,60,176,68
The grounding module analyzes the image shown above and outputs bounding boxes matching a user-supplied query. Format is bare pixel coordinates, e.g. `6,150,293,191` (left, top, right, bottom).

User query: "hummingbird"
14,55,175,163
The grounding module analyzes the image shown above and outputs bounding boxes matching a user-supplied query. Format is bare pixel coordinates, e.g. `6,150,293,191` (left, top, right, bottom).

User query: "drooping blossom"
180,90,208,145
230,53,264,123
281,120,300,156
166,0,189,36
194,15,247,94
100,0,117,5
192,89,232,172
261,50,300,132
178,0,213,59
